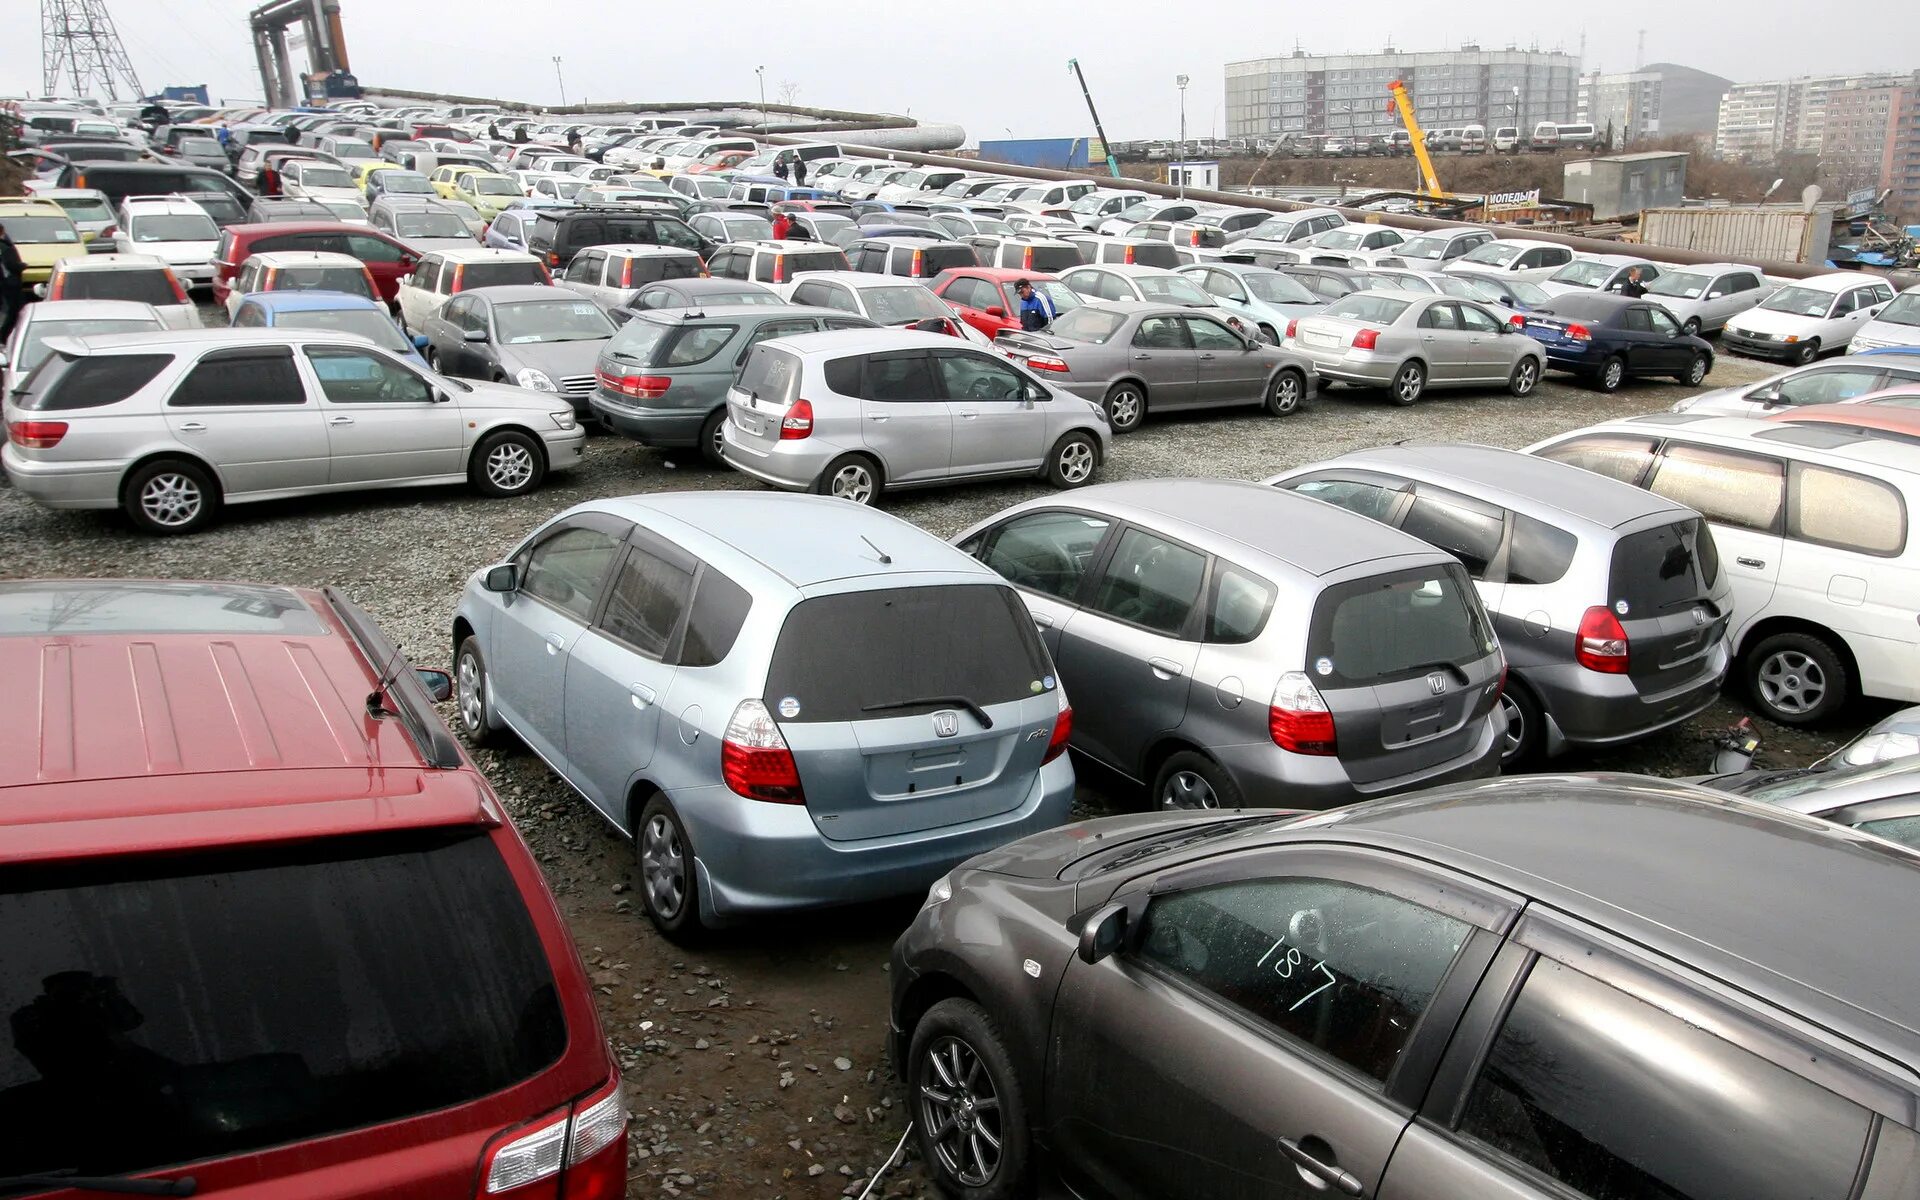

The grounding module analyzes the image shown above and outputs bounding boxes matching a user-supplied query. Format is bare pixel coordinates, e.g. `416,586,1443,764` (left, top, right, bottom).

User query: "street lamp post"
756,66,767,130
1175,73,1190,198
552,56,566,107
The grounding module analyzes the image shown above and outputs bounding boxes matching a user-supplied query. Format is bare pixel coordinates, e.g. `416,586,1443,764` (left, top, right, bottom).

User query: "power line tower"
41,0,145,101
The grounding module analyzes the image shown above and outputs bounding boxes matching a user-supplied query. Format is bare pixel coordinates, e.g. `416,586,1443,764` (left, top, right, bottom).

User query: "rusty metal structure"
249,0,351,107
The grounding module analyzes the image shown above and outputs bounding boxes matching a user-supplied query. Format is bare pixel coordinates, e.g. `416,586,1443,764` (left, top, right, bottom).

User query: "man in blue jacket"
1016,278,1056,331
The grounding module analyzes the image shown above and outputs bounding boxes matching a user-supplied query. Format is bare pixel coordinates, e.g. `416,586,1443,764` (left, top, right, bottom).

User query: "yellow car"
353,161,404,194
431,164,491,200
451,171,523,220
0,199,88,284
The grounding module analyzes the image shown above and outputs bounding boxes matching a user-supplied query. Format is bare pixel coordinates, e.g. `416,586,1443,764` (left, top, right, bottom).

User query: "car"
844,236,979,281
229,288,428,366
1269,262,1377,303
1443,237,1577,283
784,209,859,247
1722,272,1898,364
0,299,167,394
480,206,541,254
244,195,335,224
1178,263,1326,343
528,206,713,271
368,197,478,252
1673,353,1920,417
420,284,616,408
449,491,1076,936
555,244,706,311
54,161,251,226
1064,188,1151,230
1849,284,1920,354
721,328,1110,503
618,276,783,317
1095,197,1204,237
1058,263,1226,314
1493,124,1523,151
277,157,368,221
669,172,735,202
688,209,776,246
1639,261,1777,335
38,252,199,329
362,167,439,205
1186,206,1274,241
448,170,521,219
33,186,118,244
222,249,380,319
1689,725,1920,849
1268,444,1733,763
953,477,1504,810
873,168,970,204
0,578,626,1198
1285,290,1548,403
210,220,421,308
1393,224,1498,266
996,301,1314,430
315,133,379,170
931,267,1082,339
1764,399,1920,443
779,269,995,333
1065,234,1182,270
700,240,851,296
1536,253,1663,298
964,233,1086,274
0,198,88,284
1529,414,1920,724
590,304,875,462
1519,292,1716,392
109,195,222,289
934,210,1017,240
395,247,550,332
887,773,1920,1200
1300,223,1409,267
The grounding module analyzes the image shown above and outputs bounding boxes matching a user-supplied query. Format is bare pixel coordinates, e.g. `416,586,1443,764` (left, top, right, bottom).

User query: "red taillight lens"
620,259,633,287
450,264,466,293
1025,354,1069,373
721,699,804,803
779,398,814,439
46,274,67,301
1188,228,1202,246
1508,313,1525,328
772,253,787,284
1565,323,1593,341
98,225,117,240
165,268,189,303
1285,319,1298,339
547,251,561,268
1043,705,1073,764
1575,606,1630,674
1352,328,1379,350
8,421,70,449
1270,671,1337,755
1122,245,1136,264
478,1076,627,1198
1022,247,1035,270
595,371,670,399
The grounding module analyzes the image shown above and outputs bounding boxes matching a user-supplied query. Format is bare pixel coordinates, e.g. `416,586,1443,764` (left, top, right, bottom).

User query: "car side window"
1831,291,1858,317
1648,444,1785,534
232,303,265,328
1205,561,1275,644
1183,317,1243,351
935,351,1027,401
1789,463,1907,556
565,251,600,284
520,526,622,624
864,351,938,401
169,347,307,407
1136,876,1471,1086
1286,476,1406,523
978,511,1112,602
1774,367,1885,406
1645,306,1681,336
1201,269,1245,300
1088,527,1206,636
1622,306,1653,333
1507,514,1579,586
1419,302,1462,331
348,234,404,264
599,543,694,660
1536,435,1658,485
304,347,436,405
1400,486,1507,579
1133,316,1191,350
1457,955,1871,1200
739,319,816,361
1457,304,1501,334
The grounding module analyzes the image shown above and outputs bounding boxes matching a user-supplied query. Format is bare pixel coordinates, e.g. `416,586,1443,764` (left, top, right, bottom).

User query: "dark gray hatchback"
891,776,1920,1200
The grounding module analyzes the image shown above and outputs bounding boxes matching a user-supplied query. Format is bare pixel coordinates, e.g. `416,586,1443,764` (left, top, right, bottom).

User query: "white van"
1850,284,1920,353
1529,122,1561,152
1460,125,1488,153
1555,123,1599,150
1529,415,1920,726
1493,126,1522,153
1723,272,1897,364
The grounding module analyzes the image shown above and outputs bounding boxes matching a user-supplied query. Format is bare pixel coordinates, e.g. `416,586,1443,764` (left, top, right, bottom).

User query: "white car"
1222,207,1347,258
111,197,222,290
1,299,167,394
1536,254,1663,298
1067,189,1151,230
1058,264,1236,323
40,253,202,330
838,168,914,203
1722,273,1898,365
1301,224,1408,268
1849,284,1920,354
395,247,552,332
874,169,969,205
1096,197,1204,237
1393,225,1497,266
1642,263,1778,336
1442,238,1577,283
223,251,378,321
1671,354,1920,417
278,158,368,215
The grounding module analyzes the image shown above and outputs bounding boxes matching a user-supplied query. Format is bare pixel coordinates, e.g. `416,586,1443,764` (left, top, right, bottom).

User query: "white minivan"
1722,272,1897,365
1530,414,1920,726
1849,284,1920,353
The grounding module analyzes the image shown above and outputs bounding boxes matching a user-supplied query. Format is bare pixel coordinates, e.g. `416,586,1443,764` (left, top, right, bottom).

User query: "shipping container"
979,137,1093,170
1639,205,1839,265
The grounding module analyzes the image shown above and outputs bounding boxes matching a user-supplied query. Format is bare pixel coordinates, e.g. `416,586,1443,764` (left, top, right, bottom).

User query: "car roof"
51,252,169,272
633,303,841,324
785,270,925,291
1790,272,1887,292
640,276,774,294
1481,237,1559,250
241,290,382,312
1536,292,1642,317
1555,413,1920,476
426,246,541,263
17,298,162,321
456,284,577,303
248,250,366,267
227,220,371,239
937,266,1050,282
45,327,384,354
1066,263,1183,278
1769,404,1920,436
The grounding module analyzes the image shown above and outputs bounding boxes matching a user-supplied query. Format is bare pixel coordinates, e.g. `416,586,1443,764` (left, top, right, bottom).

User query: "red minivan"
0,579,624,1199
213,222,420,307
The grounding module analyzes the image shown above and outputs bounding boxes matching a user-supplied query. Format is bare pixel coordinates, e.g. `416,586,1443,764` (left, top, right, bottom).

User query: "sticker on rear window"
778,696,801,718
1614,600,1631,615
1315,657,1334,676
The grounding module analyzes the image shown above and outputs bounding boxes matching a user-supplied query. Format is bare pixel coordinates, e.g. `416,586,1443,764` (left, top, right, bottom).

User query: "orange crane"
1387,79,1446,198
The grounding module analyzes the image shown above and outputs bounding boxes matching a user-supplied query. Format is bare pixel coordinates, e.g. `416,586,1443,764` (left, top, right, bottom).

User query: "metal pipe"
323,0,350,71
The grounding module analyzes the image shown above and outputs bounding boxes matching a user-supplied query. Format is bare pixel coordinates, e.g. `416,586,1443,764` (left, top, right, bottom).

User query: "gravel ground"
3,348,1883,1198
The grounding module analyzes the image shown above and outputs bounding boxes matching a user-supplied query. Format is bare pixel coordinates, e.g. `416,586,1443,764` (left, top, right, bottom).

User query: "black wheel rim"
919,1035,1003,1188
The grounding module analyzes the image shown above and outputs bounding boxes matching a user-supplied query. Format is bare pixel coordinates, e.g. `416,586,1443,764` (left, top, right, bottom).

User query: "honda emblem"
932,710,960,738
1427,673,1447,695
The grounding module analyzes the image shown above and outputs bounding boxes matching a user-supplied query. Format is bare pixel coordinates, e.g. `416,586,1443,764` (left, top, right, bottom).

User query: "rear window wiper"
0,1172,195,1197
861,695,995,729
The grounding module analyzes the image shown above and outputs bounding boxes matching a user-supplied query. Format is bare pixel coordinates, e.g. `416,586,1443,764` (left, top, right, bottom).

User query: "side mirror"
483,563,519,592
0,349,8,368
414,668,454,703
31,283,46,299
463,327,487,342
1077,903,1129,965
985,305,1006,318
409,332,429,350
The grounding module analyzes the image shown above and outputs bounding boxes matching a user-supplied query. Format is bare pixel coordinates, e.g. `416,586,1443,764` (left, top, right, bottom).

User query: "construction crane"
1067,58,1123,179
1387,79,1445,198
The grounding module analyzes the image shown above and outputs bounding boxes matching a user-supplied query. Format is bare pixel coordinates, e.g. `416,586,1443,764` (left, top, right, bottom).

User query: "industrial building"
1561,150,1688,220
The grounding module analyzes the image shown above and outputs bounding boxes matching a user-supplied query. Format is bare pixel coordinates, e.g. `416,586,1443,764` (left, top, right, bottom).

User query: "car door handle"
1197,352,1215,360
1031,612,1054,629
1148,657,1183,680
629,683,656,709
1133,353,1154,360
1278,1137,1362,1197
544,632,566,655
329,415,355,425
177,421,206,432
1737,556,1766,569
867,413,888,422
955,409,978,419
1421,335,1437,343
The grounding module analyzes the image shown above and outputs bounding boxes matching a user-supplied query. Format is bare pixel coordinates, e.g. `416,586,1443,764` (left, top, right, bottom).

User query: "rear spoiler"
324,587,464,770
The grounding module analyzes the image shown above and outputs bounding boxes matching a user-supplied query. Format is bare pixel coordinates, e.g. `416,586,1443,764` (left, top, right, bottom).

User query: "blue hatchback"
230,290,430,366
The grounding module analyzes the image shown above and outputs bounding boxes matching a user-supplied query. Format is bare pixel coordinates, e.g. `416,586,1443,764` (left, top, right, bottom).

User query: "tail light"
1565,323,1593,342
779,398,814,439
1024,354,1069,373
165,268,189,303
1576,606,1630,673
721,699,804,803
451,264,466,293
1285,319,1298,339
1508,313,1526,328
548,251,561,268
1352,328,1380,350
911,248,924,277
1043,704,1073,764
99,225,117,240
596,370,670,400
1122,244,1136,264
46,274,66,300
1187,228,1203,246
8,421,70,449
264,267,280,289
1021,247,1035,270
477,1075,628,1199
620,259,633,287
1269,671,1336,755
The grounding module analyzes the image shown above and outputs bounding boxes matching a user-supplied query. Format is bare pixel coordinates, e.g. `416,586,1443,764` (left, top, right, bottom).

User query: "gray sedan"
1283,289,1546,404
1178,264,1326,344
421,285,616,412
995,301,1315,432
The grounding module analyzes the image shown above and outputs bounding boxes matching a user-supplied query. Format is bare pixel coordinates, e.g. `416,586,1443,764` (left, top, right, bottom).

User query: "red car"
213,222,421,307
0,579,625,1198
930,266,1082,339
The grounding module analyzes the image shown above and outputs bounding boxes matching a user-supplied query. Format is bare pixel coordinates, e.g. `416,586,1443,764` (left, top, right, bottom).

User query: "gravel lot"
3,349,1883,1197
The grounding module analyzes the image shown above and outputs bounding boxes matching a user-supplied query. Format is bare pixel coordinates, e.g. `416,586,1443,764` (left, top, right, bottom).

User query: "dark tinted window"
1026,245,1082,272
168,348,306,407
1460,956,1870,1200
17,352,171,412
980,511,1112,602
627,255,701,284
865,352,937,401
764,585,1052,723
600,544,693,659
1399,488,1505,578
0,831,565,1181
1311,564,1495,686
680,568,753,668
459,261,548,289
1089,528,1206,636
1507,513,1579,586
1610,518,1719,615
1128,242,1179,268
56,268,176,305
921,244,978,273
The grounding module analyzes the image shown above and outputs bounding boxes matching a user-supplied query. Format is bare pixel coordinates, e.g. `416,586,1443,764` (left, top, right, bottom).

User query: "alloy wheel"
1513,360,1538,395
919,1036,1004,1189
829,463,875,503
1106,389,1141,429
1499,694,1526,759
1271,373,1301,412
457,653,486,734
640,814,686,919
140,472,204,528
1603,359,1625,390
1056,440,1095,484
486,441,535,491
1687,356,1707,385
1757,650,1826,716
1395,365,1423,402
1161,770,1219,811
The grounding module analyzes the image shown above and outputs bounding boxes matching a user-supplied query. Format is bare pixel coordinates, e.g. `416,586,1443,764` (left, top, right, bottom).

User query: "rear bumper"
718,420,847,491
1527,641,1730,750
1284,343,1398,387
1,444,125,509
1210,712,1503,810
1538,344,1609,372
589,391,711,448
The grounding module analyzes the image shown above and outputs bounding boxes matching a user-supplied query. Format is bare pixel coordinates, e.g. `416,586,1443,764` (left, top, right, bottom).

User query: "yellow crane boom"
1388,79,1445,198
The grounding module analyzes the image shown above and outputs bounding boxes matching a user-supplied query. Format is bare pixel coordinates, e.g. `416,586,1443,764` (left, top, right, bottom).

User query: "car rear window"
763,585,1053,723
920,244,978,274
0,580,324,635
736,345,802,404
1126,242,1179,268
1025,245,1082,273
785,249,849,277
1050,306,1126,344
15,351,171,411
459,261,547,289
0,830,566,1181
1309,564,1495,686
57,268,178,305
629,256,702,284
1610,518,1721,616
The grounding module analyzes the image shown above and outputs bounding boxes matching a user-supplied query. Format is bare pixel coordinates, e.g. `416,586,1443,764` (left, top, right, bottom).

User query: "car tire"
122,457,220,536
469,429,547,498
815,453,882,505
454,636,501,748
636,795,708,943
1257,322,1279,345
1044,431,1099,489
1508,356,1540,397
1681,353,1710,386
425,348,442,372
1389,360,1426,405
1152,751,1243,812
1594,355,1626,392
1681,318,1701,337
1746,631,1850,726
698,409,728,467
1265,369,1305,416
1497,680,1544,768
1102,382,1146,432
1793,339,1820,366
909,999,1032,1200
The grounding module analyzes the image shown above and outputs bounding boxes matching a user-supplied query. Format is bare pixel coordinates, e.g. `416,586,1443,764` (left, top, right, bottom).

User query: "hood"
403,236,480,254
145,241,219,264
496,338,608,380
16,243,86,267
962,810,1292,880
1728,305,1825,336
299,185,364,205
1851,318,1920,351
452,376,574,410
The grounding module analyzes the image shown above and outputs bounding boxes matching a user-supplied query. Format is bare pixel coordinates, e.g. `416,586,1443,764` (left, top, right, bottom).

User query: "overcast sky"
6,1,1917,142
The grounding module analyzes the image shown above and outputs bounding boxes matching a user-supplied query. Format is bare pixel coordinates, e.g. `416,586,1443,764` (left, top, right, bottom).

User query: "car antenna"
367,642,409,718
861,534,893,565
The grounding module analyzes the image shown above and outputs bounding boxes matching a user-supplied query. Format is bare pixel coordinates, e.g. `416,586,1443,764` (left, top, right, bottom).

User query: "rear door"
934,348,1048,475
860,350,952,483
303,344,463,483
1607,514,1733,701
1128,314,1199,407
1416,301,1471,381
163,346,331,494
762,583,1062,841
1642,441,1785,642
1183,314,1265,405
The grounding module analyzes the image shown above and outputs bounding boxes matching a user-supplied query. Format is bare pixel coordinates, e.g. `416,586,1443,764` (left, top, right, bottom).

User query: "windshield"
1326,294,1412,324
1050,306,1127,344
1550,260,1627,288
272,267,373,297
19,317,162,372
1504,279,1550,306
130,214,217,242
471,175,518,195
723,216,775,240
1746,753,1920,805
330,139,375,158
1460,242,1524,266
1761,286,1837,318
296,165,354,188
1116,201,1159,221
0,215,79,244
550,179,584,198
862,285,950,324
1314,228,1371,250
51,196,114,223
275,306,412,352
1138,276,1214,306
395,211,470,239
1874,292,1920,327
493,298,614,343
1245,271,1317,304
1399,235,1457,260
1648,270,1712,300
381,173,435,194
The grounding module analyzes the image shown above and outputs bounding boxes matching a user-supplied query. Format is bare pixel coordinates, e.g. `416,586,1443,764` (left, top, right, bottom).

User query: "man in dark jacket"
792,157,809,187
0,226,27,339
772,156,790,182
1616,265,1649,298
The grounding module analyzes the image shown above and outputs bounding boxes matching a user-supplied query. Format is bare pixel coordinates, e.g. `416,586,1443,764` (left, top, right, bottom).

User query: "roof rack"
323,587,463,770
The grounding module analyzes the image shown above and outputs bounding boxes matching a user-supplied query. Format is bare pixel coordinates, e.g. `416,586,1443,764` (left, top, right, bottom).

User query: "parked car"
222,249,379,319
966,233,1086,274
1096,198,1204,237
38,252,198,328
244,195,334,224
1269,444,1732,763
369,197,477,252
1849,284,1920,354
619,276,782,317
1393,225,1497,266
277,157,367,220
1285,290,1547,403
34,186,118,244
421,284,615,409
449,170,522,219
54,161,251,225
1301,223,1408,267
721,329,1110,503
887,773,1920,1200
1178,263,1325,343
1723,273,1898,364
952,478,1505,809
1,329,585,534
1765,400,1920,443
688,209,777,246
844,236,978,280
0,578,625,1197
395,247,550,332
1530,414,1920,724
230,289,429,366
109,196,221,289
1057,263,1224,313
1641,261,1776,335
783,270,971,329
1536,254,1663,298
1493,124,1523,151
1065,234,1181,270
1443,237,1576,283
1673,353,1920,416
931,267,1082,339
705,240,850,292
1230,208,1346,258
0,198,88,285
1519,292,1715,391
1690,722,1920,848
1066,188,1153,230
0,299,166,394
212,221,420,307
556,244,706,311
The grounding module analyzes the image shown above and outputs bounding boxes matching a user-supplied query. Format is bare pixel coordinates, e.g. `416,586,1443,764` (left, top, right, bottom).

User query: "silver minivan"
451,491,1076,936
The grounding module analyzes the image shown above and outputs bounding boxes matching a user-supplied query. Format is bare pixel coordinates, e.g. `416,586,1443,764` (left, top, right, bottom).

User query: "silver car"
1179,263,1327,343
1634,263,1777,335
450,491,1076,935
420,285,616,411
1,299,165,395
2,328,585,534
1284,289,1546,404
721,329,1110,504
1850,284,1920,353
557,244,706,312
952,478,1506,809
1671,353,1920,417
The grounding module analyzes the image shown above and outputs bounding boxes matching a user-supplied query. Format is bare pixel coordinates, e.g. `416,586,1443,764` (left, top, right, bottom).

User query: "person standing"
0,225,27,340
1015,278,1056,331
770,211,793,240
1616,265,1649,298
792,156,808,188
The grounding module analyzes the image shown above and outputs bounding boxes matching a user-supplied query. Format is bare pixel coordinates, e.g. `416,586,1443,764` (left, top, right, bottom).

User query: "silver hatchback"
721,329,1111,504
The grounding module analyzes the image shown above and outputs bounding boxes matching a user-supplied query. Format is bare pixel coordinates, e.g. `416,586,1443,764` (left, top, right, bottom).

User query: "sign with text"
1486,188,1541,211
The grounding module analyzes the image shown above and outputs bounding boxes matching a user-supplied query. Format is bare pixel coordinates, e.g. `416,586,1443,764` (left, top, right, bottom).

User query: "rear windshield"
764,585,1052,723
736,345,802,403
1024,245,1082,273
459,261,547,289
0,830,566,1181
628,256,702,284
921,244,977,274
554,216,662,249
1127,242,1179,268
1325,295,1410,324
56,268,176,306
16,352,171,411
1610,518,1721,616
274,267,373,298
15,318,163,375
785,249,849,277
1309,564,1495,686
